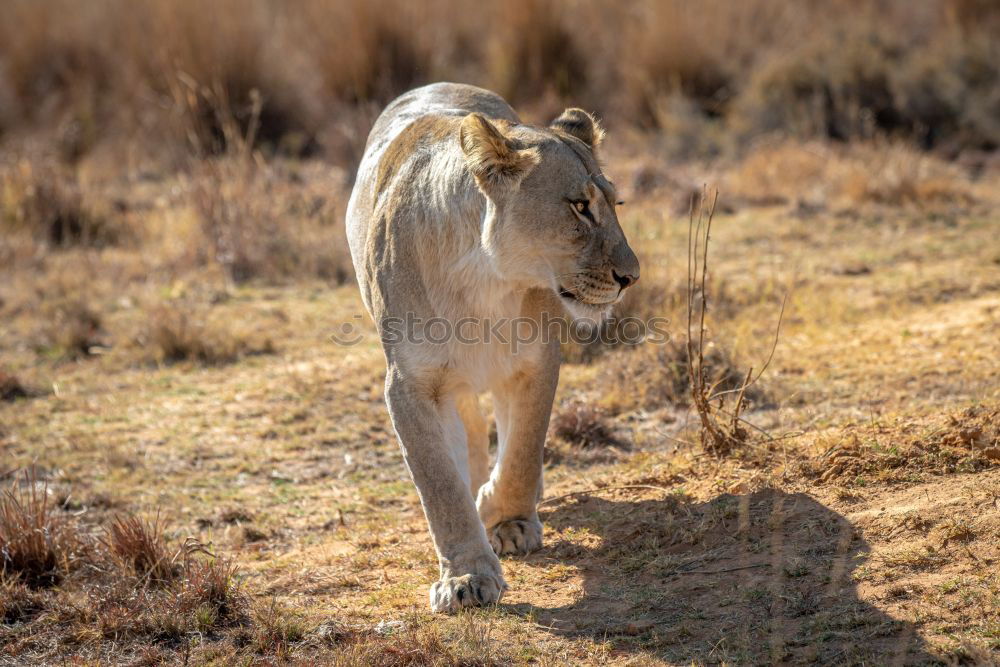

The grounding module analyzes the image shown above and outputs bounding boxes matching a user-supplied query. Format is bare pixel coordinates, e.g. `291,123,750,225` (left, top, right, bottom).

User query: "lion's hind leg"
476,341,559,557
457,392,490,497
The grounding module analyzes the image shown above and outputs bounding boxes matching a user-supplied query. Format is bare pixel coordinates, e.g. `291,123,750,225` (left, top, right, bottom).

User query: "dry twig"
685,188,786,456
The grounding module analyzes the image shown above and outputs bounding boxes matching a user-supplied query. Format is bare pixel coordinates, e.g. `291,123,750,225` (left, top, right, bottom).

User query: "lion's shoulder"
373,115,462,197
368,84,519,197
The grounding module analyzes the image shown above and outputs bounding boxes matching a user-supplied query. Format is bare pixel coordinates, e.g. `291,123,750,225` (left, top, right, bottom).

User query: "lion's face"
460,109,640,320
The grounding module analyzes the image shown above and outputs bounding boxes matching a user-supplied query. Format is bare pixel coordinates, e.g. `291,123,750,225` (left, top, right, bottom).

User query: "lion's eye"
568,198,595,225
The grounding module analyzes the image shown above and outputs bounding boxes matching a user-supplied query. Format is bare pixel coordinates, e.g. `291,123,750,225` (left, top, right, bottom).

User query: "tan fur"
549,107,605,149
345,83,639,613
459,113,541,192
375,115,458,196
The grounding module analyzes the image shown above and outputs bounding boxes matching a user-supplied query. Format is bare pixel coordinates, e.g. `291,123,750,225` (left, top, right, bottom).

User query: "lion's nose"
611,240,640,290
612,269,637,290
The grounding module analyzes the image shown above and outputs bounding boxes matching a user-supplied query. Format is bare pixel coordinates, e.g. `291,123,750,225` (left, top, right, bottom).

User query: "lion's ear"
549,108,604,150
460,113,540,193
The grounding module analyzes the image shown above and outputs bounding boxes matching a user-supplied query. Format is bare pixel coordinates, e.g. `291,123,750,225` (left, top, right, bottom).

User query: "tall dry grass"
0,0,997,167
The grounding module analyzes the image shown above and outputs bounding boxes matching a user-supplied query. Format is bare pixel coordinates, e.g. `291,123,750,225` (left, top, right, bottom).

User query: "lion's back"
369,83,518,150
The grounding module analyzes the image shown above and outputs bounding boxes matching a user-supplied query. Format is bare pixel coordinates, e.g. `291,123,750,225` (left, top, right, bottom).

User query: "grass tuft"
0,575,48,624
251,598,308,657
176,555,247,627
103,514,177,584
0,473,85,588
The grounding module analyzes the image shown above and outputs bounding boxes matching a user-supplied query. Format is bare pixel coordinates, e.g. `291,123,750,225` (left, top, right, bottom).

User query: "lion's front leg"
384,368,505,612
477,341,559,556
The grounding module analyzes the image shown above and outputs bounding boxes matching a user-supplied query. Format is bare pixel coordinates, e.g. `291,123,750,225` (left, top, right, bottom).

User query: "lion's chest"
410,289,544,392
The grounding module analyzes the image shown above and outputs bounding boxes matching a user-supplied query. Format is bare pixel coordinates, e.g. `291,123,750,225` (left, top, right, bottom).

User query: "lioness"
346,83,639,612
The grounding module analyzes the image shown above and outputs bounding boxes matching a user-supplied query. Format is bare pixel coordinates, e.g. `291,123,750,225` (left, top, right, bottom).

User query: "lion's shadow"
502,489,933,664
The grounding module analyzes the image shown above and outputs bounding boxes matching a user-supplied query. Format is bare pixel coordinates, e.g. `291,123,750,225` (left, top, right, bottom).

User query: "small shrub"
1,163,120,248
141,303,274,366
684,193,771,457
0,370,41,401
550,401,623,450
192,160,352,285
42,300,104,359
601,339,763,416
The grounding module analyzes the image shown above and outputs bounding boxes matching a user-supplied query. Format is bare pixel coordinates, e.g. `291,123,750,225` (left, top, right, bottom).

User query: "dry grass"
0,174,997,661
191,159,352,286
725,140,980,210
0,474,85,587
0,370,40,402
0,136,997,661
0,162,123,248
550,401,624,451
103,514,177,582
139,303,275,367
0,0,998,165
41,300,104,360
0,486,254,661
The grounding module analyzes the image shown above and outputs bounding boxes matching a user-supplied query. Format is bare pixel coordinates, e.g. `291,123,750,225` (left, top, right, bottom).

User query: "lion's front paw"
489,517,543,556
429,573,506,613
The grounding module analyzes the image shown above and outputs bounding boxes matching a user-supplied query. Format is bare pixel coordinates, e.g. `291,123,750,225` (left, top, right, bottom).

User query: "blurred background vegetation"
1,0,997,169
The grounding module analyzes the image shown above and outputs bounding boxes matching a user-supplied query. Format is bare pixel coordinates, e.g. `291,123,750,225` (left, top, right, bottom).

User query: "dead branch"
684,187,786,456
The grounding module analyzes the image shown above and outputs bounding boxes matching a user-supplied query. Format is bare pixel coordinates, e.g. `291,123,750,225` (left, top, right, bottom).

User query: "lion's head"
459,108,639,321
